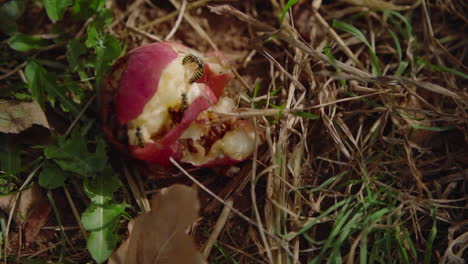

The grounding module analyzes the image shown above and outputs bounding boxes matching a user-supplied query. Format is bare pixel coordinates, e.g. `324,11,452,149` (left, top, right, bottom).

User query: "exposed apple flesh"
112,42,257,167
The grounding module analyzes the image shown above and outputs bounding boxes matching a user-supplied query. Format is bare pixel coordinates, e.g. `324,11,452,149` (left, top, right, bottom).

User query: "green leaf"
71,0,106,20
66,39,87,72
7,33,49,52
92,8,113,28
39,161,67,189
44,0,72,22
279,0,298,24
292,111,320,120
85,25,99,49
60,75,85,102
84,137,108,172
84,168,120,204
94,34,122,85
0,134,21,174
87,219,120,264
0,0,26,35
85,24,122,88
81,203,125,231
24,61,46,107
24,60,79,114
44,134,108,177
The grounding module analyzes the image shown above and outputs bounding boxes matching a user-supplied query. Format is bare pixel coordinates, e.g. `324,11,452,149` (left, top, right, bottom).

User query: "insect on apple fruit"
101,42,258,167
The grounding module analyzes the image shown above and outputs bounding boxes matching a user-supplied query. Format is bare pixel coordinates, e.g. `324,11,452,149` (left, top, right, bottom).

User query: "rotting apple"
101,42,258,167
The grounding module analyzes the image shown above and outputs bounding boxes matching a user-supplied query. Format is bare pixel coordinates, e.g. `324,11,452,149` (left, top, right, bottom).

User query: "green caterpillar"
182,54,204,84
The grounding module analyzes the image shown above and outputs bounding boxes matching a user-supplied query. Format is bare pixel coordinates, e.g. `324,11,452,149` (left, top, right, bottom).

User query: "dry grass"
2,0,467,263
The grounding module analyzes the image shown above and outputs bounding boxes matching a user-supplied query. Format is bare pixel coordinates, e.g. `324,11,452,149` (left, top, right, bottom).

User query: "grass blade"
360,229,369,264
333,20,381,76
417,57,468,79
324,45,347,87
411,125,453,132
279,0,299,24
385,10,413,40
396,61,408,76
332,20,371,47
388,27,408,76
388,29,402,62
423,208,437,264
291,111,320,120
286,197,353,240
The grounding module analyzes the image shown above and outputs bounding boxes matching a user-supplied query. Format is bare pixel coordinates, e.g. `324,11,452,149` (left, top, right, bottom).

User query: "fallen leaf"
0,184,41,221
0,184,51,243
109,184,205,264
0,100,49,134
24,198,52,244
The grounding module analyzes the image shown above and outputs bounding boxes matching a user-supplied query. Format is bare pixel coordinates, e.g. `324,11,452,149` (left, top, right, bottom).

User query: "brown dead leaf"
24,198,52,244
0,100,49,134
109,184,205,264
0,184,51,243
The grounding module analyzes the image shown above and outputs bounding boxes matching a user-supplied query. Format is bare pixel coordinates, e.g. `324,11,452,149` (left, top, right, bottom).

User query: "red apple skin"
115,42,177,125
196,64,233,98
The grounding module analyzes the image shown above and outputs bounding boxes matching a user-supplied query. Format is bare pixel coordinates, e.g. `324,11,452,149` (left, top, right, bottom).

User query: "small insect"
182,54,204,84
181,92,188,110
135,126,145,148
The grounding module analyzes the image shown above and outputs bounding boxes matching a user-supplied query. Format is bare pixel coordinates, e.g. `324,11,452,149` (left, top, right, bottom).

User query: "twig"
0,62,27,81
164,0,187,40
63,185,88,240
126,25,162,42
46,191,78,253
141,0,216,29
64,94,96,137
251,118,274,263
110,0,146,29
202,198,232,258
170,0,218,50
260,50,307,91
122,162,150,213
